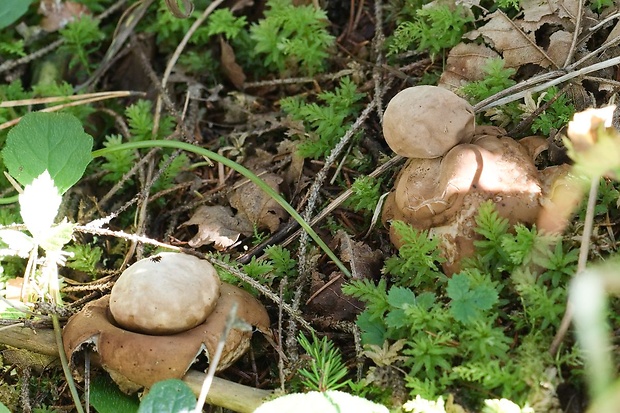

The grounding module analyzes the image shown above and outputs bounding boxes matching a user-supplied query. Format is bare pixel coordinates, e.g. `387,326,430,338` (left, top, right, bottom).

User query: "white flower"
19,171,61,243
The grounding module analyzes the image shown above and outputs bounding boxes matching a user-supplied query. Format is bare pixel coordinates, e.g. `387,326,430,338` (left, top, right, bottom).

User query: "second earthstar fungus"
381,86,571,274
62,252,271,393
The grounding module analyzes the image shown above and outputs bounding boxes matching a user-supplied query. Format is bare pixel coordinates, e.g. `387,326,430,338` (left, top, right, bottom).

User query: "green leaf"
0,0,33,29
387,286,415,308
357,310,386,346
138,379,196,413
40,221,75,252
0,402,9,413
89,375,139,413
447,272,498,324
3,112,93,194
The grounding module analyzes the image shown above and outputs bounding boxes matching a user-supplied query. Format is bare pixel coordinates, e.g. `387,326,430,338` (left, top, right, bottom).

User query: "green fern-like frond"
59,15,105,71
343,278,389,320
461,58,517,103
346,176,382,213
65,244,103,275
126,100,154,141
99,134,136,186
383,221,444,288
250,0,335,75
0,39,25,57
152,153,189,193
473,201,511,270
388,5,473,56
207,9,247,40
282,77,365,159
264,244,298,278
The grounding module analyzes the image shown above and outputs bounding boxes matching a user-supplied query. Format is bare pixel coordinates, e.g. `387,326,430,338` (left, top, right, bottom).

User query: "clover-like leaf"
3,112,93,194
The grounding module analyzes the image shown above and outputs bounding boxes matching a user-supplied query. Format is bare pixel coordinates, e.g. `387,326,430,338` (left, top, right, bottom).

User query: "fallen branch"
0,325,272,413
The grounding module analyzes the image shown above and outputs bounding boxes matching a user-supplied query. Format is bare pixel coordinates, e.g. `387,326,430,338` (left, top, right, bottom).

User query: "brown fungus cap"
62,283,271,392
383,86,475,158
109,252,220,335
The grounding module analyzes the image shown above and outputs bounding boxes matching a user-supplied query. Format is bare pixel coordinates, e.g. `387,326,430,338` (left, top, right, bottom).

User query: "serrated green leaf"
385,308,408,330
416,292,437,310
470,285,498,312
0,0,33,29
138,379,196,413
3,112,93,194
445,273,470,301
387,286,416,308
89,375,139,413
447,273,498,324
357,310,386,346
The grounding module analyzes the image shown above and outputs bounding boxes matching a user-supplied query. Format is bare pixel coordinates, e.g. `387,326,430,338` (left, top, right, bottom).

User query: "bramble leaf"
3,112,93,194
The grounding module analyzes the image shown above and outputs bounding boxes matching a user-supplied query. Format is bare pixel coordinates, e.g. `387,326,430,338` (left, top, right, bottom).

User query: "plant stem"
52,313,85,413
92,140,351,277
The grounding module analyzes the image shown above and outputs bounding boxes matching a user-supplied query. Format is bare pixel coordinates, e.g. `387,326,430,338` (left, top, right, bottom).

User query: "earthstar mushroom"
62,252,271,393
381,86,545,274
382,85,475,158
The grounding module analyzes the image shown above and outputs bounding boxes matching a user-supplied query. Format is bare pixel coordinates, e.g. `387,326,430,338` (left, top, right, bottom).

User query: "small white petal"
19,171,61,242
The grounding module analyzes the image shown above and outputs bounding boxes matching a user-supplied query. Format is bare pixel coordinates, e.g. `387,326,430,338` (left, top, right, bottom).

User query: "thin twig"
550,176,599,357
476,56,620,111
154,0,226,136
206,257,314,333
52,314,85,413
0,91,146,130
563,0,584,67
281,154,404,248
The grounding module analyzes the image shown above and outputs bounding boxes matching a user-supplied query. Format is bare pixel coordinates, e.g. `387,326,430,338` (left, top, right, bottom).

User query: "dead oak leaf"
219,36,246,90
522,0,579,23
181,205,253,250
439,43,500,91
336,231,383,280
472,10,559,68
229,173,286,233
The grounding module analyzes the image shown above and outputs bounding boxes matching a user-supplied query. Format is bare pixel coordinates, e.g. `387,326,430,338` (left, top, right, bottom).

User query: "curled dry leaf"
439,43,499,90
472,11,559,68
229,173,286,233
181,205,253,250
307,271,364,322
336,231,382,280
220,37,246,90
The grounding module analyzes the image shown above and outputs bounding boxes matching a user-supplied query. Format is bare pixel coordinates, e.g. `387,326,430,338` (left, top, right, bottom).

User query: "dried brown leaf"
473,11,557,68
306,271,364,321
181,205,253,250
220,37,246,90
229,173,286,233
336,231,382,280
546,30,572,68
438,43,499,91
